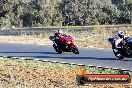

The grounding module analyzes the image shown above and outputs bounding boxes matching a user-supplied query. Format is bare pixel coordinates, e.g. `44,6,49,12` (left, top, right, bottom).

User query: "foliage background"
0,0,132,27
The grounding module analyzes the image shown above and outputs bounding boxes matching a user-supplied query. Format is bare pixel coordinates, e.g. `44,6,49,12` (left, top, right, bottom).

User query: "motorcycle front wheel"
72,45,79,54
53,44,62,54
113,49,124,60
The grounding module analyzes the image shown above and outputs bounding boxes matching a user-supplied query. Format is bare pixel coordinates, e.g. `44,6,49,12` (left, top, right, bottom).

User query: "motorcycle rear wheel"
113,49,124,60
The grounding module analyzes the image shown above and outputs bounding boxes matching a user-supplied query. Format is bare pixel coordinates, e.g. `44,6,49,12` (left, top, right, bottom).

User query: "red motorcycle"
49,34,79,54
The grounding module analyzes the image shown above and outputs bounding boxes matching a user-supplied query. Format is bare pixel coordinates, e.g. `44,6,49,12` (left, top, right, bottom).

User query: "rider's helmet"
117,31,125,38
57,29,63,34
55,29,64,38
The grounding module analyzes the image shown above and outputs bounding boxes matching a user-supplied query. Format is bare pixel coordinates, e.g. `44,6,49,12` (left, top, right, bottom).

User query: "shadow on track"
1,52,132,61
120,59,132,61
2,55,117,61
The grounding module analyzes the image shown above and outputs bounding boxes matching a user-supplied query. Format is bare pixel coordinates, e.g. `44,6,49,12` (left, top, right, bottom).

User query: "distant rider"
54,29,67,44
114,31,125,49
114,31,127,56
54,29,65,39
54,29,73,49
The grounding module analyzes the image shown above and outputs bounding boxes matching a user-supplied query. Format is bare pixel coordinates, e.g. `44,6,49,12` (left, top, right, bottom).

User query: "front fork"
53,41,58,47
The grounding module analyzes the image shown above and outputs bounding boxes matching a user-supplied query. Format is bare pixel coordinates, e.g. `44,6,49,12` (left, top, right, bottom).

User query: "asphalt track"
0,43,132,70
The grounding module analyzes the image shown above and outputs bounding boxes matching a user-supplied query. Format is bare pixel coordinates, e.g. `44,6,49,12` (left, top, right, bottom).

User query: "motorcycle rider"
54,29,65,39
114,31,126,56
115,31,125,48
54,29,67,45
54,29,74,49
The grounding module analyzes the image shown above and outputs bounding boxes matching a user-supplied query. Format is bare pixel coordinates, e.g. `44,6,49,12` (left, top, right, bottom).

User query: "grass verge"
0,57,131,88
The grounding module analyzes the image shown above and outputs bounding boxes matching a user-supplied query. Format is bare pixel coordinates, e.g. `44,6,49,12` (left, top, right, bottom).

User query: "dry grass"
0,26,132,49
0,57,131,88
0,35,52,45
71,26,132,48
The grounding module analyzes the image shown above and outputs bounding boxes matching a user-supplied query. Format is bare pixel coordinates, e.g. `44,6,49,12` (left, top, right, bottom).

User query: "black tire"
76,75,86,85
118,55,124,60
113,49,124,60
73,45,79,54
53,44,62,54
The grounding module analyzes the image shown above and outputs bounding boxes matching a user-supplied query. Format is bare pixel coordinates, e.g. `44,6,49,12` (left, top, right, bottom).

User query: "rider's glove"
122,41,126,45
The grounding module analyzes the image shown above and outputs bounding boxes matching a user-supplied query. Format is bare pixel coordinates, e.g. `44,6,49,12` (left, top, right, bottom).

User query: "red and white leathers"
114,37,124,49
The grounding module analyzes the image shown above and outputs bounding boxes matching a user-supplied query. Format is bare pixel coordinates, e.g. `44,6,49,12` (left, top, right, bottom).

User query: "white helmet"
57,29,63,34
117,31,125,38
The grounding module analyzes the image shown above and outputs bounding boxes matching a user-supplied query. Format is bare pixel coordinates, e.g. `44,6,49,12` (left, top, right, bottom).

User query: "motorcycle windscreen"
108,38,115,44
49,36,55,41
